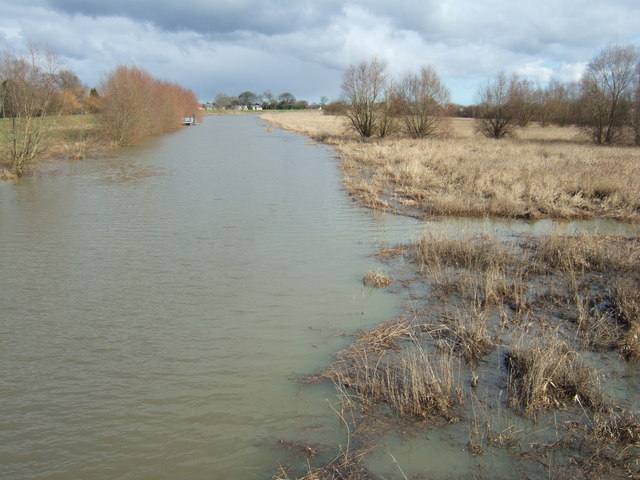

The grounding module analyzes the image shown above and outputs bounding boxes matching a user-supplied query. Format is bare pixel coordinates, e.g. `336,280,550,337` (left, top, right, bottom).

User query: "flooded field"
1,115,638,479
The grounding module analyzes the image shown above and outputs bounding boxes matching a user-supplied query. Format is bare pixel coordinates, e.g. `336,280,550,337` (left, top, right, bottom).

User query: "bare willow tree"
475,72,521,139
99,65,200,146
543,79,579,127
0,45,61,175
341,57,388,137
578,44,640,144
396,65,449,138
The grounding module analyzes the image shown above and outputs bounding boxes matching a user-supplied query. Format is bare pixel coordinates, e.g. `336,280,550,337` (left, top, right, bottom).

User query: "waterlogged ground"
1,115,638,480
261,115,640,480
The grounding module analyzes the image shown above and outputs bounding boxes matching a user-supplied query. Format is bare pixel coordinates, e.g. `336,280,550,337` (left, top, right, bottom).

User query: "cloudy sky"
1,0,639,105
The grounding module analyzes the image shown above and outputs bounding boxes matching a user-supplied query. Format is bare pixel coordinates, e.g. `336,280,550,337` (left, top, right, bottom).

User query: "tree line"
1,45,200,176
211,90,311,110
339,43,640,145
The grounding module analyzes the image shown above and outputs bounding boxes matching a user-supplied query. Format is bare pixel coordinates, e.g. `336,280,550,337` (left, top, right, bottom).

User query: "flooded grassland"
262,112,640,480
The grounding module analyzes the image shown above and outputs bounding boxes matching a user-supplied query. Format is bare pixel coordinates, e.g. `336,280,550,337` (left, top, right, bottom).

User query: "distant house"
251,104,263,111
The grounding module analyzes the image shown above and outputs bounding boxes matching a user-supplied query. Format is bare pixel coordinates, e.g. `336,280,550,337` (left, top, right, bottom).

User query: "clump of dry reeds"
63,127,96,160
442,308,494,363
534,234,640,274
590,409,640,447
576,409,640,478
362,270,392,288
573,294,618,351
414,233,514,271
351,318,416,353
273,448,375,480
505,335,603,414
611,278,640,360
330,347,463,422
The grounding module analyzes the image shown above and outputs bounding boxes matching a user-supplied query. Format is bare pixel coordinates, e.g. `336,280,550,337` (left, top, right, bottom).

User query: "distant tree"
511,78,537,127
341,57,388,137
322,100,346,115
214,93,238,109
57,70,84,96
320,96,328,107
83,87,101,113
277,92,296,108
238,91,258,106
395,65,449,137
261,90,276,109
542,80,579,127
474,72,522,139
630,65,640,145
578,44,640,144
0,44,62,175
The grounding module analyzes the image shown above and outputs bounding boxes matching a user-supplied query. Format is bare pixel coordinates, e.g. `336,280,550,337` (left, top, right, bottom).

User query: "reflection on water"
0,115,637,480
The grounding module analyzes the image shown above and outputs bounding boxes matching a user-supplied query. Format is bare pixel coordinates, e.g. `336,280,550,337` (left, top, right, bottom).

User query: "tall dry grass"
505,333,603,414
261,111,640,222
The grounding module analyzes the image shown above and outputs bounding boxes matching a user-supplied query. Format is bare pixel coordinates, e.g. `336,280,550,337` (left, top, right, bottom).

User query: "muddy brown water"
1,115,638,480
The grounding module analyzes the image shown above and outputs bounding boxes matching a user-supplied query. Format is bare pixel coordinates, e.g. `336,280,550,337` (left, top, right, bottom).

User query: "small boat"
182,114,197,126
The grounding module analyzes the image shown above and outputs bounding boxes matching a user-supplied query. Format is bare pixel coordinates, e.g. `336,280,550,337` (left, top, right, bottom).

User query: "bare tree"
474,72,521,139
0,44,61,175
543,79,579,127
578,44,640,144
99,65,200,147
630,64,640,146
511,78,537,127
396,65,449,138
341,58,388,137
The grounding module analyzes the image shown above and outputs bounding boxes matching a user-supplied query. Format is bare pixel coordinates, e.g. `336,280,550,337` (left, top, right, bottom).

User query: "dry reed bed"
261,111,640,222
286,232,639,479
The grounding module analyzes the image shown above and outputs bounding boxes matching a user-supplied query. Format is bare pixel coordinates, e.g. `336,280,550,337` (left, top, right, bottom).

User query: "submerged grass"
505,333,604,414
288,230,639,479
362,270,392,288
329,345,463,423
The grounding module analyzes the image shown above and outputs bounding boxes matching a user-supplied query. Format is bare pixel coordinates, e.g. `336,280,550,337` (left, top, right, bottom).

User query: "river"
0,115,424,480
1,115,638,480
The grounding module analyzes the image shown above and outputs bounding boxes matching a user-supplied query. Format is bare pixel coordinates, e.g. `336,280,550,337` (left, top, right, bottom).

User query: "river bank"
262,111,640,479
0,114,111,180
261,111,640,223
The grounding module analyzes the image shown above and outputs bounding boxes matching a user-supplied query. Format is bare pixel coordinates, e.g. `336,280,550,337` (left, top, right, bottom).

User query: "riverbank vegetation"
262,45,640,223
276,231,639,479
265,43,639,480
98,66,200,147
261,111,640,223
1,45,199,178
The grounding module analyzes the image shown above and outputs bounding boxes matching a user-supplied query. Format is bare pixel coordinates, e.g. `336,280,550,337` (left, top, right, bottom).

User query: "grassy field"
261,111,640,222
1,114,104,177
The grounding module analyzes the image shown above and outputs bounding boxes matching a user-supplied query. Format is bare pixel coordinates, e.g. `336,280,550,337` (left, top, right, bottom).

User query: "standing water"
0,115,417,480
2,115,638,480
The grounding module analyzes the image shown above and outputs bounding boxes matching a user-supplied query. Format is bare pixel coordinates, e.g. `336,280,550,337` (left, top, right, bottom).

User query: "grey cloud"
42,0,345,35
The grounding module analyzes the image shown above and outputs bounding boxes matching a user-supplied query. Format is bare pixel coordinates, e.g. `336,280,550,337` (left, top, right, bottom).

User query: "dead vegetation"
329,346,463,422
362,270,392,288
261,111,640,222
505,334,603,414
263,111,639,478
283,230,639,479
273,448,376,480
